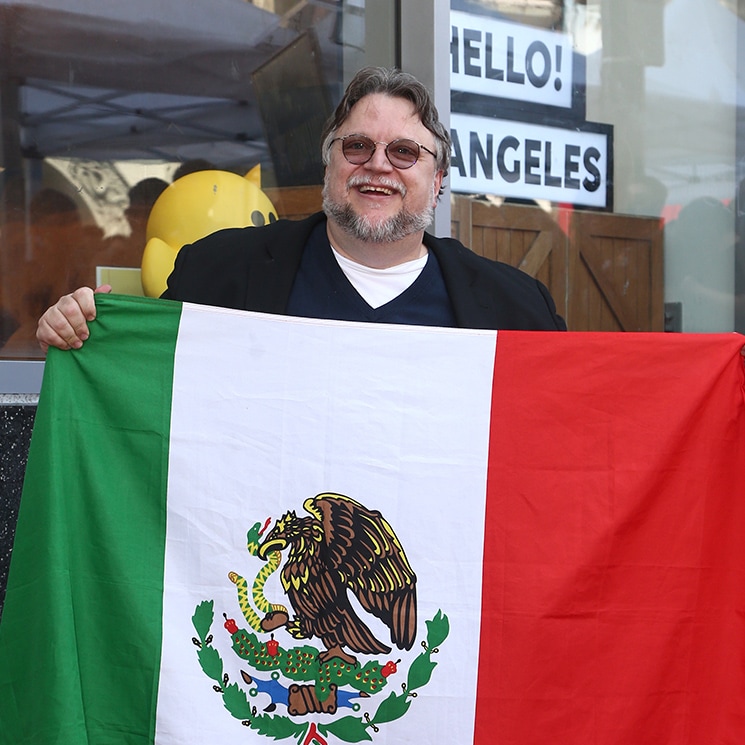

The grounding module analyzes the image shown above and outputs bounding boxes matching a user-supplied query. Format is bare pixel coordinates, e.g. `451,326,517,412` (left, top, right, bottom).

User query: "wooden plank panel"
460,200,568,319
570,212,663,331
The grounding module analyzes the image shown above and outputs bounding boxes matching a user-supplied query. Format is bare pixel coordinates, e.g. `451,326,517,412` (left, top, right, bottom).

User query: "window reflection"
452,0,745,333
1,0,362,357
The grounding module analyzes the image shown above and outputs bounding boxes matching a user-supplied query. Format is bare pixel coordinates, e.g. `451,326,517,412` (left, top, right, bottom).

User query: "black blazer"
162,212,566,331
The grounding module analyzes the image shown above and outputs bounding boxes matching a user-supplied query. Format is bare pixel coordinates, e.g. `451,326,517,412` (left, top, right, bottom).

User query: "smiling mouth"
358,184,397,196
348,175,405,198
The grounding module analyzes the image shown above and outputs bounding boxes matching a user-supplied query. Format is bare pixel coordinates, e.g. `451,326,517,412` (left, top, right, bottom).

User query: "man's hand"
36,284,112,354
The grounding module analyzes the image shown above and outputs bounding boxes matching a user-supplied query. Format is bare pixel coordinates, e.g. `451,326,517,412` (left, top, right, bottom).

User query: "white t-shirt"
331,247,428,309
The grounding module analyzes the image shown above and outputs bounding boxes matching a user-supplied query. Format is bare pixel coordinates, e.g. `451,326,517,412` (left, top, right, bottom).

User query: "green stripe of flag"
0,294,182,744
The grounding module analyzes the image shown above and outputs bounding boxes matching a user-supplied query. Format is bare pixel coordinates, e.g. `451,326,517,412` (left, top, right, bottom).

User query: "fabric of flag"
0,293,743,745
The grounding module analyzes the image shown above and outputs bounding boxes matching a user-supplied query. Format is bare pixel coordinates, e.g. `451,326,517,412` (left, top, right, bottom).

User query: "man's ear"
433,170,444,203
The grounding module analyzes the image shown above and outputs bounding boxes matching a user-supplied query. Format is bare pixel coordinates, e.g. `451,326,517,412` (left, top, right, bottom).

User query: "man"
36,67,565,352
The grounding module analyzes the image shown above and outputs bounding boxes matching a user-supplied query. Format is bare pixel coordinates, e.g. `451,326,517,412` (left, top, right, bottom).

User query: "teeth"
360,185,395,195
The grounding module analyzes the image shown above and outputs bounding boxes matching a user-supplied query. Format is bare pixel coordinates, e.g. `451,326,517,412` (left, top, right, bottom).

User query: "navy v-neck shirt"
285,223,456,327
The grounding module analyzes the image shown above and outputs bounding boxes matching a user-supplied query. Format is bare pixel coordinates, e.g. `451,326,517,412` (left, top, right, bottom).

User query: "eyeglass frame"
328,133,438,170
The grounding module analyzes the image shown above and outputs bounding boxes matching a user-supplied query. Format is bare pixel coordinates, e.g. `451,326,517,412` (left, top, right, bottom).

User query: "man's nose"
366,144,394,171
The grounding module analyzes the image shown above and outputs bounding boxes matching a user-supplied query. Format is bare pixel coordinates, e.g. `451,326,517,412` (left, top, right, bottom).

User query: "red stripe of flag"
476,331,745,745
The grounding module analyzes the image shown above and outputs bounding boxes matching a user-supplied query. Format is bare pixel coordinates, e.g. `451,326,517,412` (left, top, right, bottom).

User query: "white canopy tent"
0,0,338,167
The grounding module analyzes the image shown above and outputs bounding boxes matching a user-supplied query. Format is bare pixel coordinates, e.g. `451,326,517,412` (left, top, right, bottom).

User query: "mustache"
346,174,407,197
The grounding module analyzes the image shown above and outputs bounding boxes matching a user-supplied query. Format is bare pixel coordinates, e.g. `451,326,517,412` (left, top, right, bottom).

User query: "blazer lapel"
426,234,496,329
243,213,327,314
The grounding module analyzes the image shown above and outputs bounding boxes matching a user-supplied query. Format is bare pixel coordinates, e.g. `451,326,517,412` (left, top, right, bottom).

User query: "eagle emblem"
191,492,448,743
257,493,417,666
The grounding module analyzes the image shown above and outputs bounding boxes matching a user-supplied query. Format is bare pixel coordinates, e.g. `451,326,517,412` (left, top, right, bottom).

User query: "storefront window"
449,0,745,333
0,0,376,359
3,0,743,362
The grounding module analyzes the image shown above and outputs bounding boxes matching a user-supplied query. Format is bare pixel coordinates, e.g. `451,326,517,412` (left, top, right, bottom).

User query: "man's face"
322,93,444,243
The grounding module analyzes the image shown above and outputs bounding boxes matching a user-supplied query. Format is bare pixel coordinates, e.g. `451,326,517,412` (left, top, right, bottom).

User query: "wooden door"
452,195,664,331
569,211,664,331
451,196,568,321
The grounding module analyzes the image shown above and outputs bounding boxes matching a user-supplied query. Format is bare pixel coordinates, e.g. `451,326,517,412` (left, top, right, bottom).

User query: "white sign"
450,113,610,208
451,11,574,109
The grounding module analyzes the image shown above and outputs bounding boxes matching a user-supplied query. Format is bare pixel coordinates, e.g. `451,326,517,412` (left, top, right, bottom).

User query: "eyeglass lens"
341,136,421,169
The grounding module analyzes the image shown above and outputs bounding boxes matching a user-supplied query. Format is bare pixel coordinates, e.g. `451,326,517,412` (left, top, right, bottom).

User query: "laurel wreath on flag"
191,601,449,742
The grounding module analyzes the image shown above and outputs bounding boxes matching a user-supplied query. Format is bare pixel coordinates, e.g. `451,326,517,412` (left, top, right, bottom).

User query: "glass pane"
0,0,374,359
449,0,743,333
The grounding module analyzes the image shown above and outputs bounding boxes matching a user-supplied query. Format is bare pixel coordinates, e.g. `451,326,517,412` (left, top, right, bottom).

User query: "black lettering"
564,145,581,189
497,136,521,183
525,139,541,185
554,45,563,91
450,129,467,177
470,132,493,179
544,141,562,187
583,147,602,192
451,26,459,74
526,41,551,88
484,32,504,81
506,37,525,84
464,29,482,77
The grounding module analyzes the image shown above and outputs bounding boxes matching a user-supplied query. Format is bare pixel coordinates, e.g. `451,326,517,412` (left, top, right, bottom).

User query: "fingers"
36,286,97,353
36,313,86,352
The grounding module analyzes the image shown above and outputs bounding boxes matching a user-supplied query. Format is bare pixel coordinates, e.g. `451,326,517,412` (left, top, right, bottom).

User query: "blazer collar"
245,212,327,315
425,233,494,329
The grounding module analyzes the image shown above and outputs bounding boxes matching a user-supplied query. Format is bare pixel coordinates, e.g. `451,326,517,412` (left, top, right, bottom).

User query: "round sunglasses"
330,134,437,169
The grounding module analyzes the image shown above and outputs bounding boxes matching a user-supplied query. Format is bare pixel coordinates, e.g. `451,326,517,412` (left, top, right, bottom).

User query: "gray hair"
321,67,450,186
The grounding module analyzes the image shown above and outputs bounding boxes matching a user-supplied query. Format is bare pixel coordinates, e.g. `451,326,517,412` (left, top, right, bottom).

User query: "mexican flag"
1,294,744,745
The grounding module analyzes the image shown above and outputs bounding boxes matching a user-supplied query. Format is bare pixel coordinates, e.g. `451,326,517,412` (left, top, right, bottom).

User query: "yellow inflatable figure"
141,165,278,297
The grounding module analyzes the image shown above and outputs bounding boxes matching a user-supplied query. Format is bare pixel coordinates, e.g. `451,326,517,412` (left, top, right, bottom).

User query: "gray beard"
322,182,434,243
